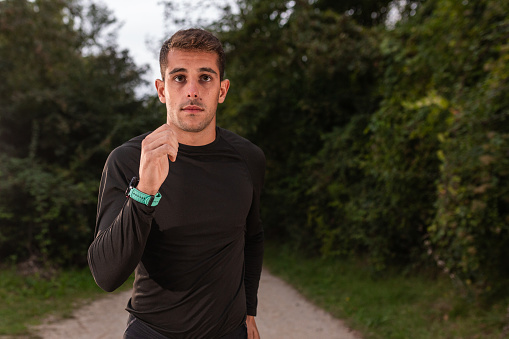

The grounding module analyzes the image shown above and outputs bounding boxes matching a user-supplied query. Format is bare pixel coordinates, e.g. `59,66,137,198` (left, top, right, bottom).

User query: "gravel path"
33,269,361,339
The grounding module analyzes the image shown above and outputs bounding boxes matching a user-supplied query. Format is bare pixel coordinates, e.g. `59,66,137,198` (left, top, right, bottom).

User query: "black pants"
123,314,248,339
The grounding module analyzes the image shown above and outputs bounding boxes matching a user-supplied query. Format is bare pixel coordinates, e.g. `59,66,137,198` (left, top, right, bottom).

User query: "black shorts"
123,314,248,339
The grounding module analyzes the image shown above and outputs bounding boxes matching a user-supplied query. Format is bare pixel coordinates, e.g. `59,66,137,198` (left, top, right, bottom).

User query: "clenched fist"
137,123,179,195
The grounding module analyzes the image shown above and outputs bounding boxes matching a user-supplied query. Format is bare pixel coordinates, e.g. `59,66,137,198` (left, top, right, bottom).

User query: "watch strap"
128,187,162,207
125,177,161,207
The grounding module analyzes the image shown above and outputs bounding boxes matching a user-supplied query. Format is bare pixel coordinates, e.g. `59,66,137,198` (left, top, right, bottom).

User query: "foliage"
0,0,159,265
314,0,393,27
0,157,95,264
353,0,509,293
207,1,383,253
198,0,509,296
422,0,509,294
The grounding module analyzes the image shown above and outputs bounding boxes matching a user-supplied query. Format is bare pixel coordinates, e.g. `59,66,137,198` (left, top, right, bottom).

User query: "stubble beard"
169,107,216,133
176,113,215,133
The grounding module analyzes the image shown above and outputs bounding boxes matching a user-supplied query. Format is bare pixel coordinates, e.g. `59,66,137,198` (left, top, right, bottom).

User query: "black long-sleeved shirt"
87,127,265,339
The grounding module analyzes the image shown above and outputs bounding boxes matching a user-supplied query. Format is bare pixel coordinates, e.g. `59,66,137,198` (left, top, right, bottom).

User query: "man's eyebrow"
199,67,218,75
168,67,187,75
168,67,218,76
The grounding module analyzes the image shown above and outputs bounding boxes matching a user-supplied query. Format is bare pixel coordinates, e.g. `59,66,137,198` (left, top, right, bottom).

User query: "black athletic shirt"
87,127,265,339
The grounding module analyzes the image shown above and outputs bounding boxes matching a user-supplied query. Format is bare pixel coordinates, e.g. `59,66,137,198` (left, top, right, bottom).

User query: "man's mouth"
181,105,204,113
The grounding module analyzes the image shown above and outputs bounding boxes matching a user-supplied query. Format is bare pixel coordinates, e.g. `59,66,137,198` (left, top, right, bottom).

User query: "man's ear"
155,79,166,103
218,79,230,104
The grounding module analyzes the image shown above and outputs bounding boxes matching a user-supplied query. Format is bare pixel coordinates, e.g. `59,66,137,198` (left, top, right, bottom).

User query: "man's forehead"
166,49,219,69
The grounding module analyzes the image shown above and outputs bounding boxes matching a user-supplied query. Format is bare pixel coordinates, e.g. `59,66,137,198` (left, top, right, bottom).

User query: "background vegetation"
212,0,509,298
0,0,164,266
0,0,508,333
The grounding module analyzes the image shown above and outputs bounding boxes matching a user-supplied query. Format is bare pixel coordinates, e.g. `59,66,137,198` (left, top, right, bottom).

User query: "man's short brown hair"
159,28,226,81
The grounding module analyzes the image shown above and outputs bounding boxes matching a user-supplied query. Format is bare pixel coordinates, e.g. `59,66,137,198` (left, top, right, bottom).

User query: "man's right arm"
87,145,155,292
88,124,178,292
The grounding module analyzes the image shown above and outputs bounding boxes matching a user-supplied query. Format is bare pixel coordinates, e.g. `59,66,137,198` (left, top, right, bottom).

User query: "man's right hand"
137,123,179,195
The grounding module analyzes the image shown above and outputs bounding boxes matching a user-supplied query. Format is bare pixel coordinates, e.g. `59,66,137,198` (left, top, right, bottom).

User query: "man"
87,28,265,339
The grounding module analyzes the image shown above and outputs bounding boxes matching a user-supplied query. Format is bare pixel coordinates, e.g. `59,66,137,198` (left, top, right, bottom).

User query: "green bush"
0,157,95,265
429,12,509,292
305,0,509,295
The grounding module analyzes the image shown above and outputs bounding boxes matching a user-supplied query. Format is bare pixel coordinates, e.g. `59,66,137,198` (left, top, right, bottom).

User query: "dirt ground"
32,269,361,339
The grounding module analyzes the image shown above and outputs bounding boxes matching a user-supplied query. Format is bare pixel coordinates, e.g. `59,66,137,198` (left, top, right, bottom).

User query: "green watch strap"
128,187,162,207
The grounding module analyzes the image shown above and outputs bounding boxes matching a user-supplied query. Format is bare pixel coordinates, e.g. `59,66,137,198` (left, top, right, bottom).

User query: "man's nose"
186,81,199,99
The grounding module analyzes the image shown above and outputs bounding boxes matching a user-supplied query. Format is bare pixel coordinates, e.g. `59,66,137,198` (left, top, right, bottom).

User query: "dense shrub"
428,0,509,291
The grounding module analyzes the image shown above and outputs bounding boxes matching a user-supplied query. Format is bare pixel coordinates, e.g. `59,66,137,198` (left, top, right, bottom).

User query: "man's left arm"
244,145,266,339
244,226,264,312
244,224,263,339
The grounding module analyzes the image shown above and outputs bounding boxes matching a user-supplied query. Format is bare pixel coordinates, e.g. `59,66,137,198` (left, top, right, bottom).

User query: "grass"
263,243,509,339
0,265,133,336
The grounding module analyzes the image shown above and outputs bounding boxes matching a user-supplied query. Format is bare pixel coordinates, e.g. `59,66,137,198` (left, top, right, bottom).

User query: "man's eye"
201,75,212,82
174,75,185,82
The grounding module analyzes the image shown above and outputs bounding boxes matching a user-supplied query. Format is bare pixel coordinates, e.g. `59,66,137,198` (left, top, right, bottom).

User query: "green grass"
0,265,133,336
263,243,509,339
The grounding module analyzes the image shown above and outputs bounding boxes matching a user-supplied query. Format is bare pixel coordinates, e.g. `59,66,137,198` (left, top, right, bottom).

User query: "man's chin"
178,117,215,133
178,122,212,133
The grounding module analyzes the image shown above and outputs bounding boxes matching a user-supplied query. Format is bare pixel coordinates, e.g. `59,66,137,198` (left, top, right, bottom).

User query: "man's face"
156,49,229,135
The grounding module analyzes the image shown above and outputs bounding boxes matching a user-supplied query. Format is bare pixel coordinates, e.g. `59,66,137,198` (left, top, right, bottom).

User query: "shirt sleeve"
87,144,154,292
243,145,266,316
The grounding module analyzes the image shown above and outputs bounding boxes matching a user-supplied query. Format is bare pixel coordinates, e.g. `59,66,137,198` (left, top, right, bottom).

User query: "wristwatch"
125,177,162,207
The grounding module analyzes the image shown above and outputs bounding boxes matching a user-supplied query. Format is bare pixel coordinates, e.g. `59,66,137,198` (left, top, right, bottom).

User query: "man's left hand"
246,315,260,339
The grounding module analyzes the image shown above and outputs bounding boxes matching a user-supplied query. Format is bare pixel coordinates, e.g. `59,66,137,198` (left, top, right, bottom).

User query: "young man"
87,28,265,339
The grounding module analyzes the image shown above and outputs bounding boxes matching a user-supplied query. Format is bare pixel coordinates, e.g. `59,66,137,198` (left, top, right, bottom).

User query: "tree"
0,0,161,265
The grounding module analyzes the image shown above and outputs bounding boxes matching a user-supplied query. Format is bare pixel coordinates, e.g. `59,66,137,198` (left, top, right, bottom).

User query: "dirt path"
34,269,361,339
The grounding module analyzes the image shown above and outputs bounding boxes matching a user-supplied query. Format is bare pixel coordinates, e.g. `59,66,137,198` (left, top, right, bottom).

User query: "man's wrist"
136,182,159,196
129,187,161,207
125,177,162,207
